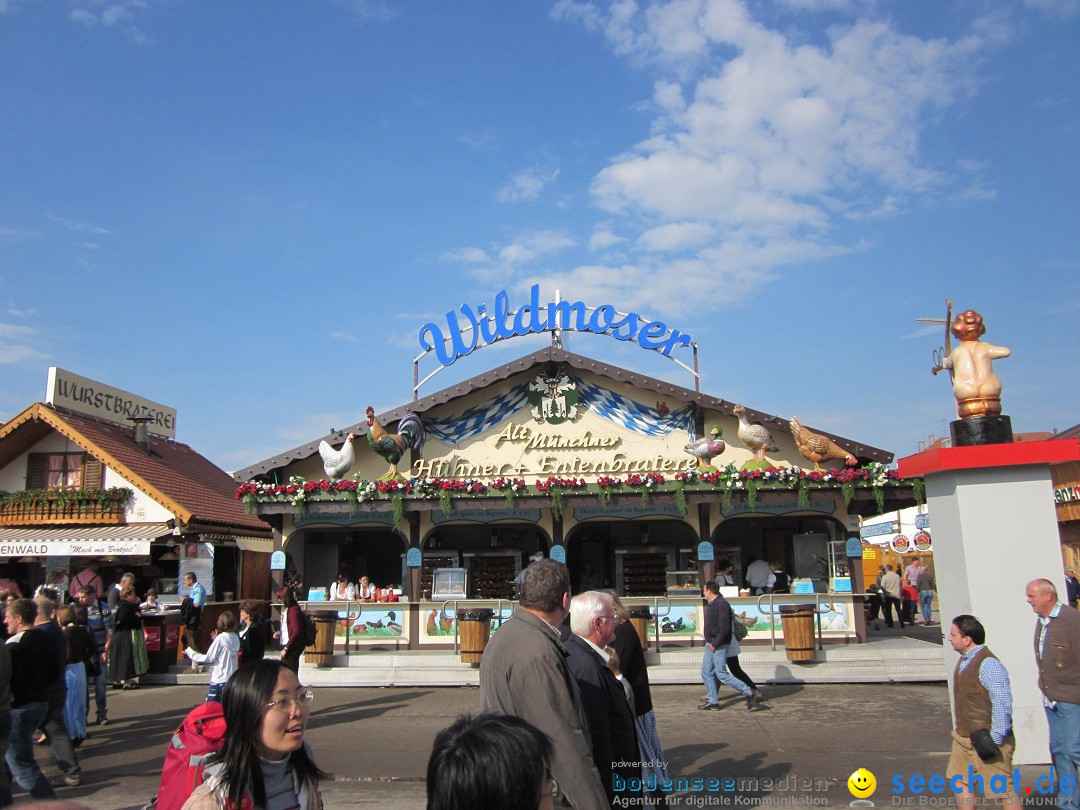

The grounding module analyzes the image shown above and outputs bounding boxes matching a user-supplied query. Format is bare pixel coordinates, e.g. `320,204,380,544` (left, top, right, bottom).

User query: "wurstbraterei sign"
46,367,177,439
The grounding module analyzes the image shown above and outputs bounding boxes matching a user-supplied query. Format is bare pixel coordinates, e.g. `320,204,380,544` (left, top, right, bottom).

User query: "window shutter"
83,455,103,490
26,454,47,489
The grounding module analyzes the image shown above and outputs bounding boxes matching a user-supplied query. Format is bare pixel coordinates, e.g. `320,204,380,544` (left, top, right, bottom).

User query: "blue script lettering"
418,285,693,367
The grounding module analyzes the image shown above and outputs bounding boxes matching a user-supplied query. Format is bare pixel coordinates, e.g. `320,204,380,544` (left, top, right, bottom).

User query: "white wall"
928,463,1063,765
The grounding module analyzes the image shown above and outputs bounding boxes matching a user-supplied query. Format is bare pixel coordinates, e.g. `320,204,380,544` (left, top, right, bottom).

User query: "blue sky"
1,0,1078,474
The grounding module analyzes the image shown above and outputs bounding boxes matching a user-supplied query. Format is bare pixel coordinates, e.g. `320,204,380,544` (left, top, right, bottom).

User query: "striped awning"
0,523,169,557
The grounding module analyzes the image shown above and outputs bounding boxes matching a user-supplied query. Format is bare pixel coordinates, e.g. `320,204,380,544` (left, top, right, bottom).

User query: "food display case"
616,549,673,596
463,552,518,599
416,554,459,600
431,567,467,600
666,570,701,596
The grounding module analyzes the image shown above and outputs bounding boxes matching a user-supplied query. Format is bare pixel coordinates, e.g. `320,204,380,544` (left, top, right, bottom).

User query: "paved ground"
19,678,1060,809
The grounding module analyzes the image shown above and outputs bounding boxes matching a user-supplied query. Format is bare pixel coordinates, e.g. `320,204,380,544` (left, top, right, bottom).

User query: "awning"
0,523,169,557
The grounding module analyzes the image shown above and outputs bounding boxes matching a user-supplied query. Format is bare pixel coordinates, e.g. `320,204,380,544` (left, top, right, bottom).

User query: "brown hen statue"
788,416,858,472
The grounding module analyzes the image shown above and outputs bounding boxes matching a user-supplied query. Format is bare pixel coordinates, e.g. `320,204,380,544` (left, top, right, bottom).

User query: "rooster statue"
684,425,726,469
318,433,355,479
733,404,779,462
789,416,858,472
365,406,425,480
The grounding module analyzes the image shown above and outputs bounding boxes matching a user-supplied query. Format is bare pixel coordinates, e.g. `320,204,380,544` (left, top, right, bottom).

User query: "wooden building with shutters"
0,401,271,606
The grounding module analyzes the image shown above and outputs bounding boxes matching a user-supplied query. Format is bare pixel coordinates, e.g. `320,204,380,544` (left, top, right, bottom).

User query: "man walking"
880,564,905,629
1027,578,1080,810
4,599,57,801
699,581,756,711
917,567,937,626
1065,569,1080,610
565,591,642,806
33,596,81,786
79,585,112,726
480,559,607,810
947,615,1017,806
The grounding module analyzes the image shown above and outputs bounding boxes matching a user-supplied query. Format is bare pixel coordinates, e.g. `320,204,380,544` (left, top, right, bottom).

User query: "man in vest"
947,614,1017,807
1027,578,1080,810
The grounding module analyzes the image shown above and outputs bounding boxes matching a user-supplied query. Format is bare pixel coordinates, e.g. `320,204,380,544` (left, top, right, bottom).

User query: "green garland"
393,493,406,526
439,490,454,516
675,481,688,516
597,488,613,507
0,487,134,510
550,488,564,522
746,478,759,511
796,479,810,509
912,478,926,506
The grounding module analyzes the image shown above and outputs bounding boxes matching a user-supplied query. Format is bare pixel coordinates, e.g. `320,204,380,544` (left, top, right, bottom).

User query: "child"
185,611,241,702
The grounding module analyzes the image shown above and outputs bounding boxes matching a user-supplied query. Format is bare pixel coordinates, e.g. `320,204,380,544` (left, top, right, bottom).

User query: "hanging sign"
846,537,863,558
913,531,932,552
270,551,287,571
890,535,912,554
418,284,692,368
549,544,566,564
406,548,423,568
697,541,715,562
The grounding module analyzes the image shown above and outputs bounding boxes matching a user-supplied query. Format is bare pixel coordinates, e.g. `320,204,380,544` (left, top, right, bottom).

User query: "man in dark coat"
480,560,607,810
565,590,643,807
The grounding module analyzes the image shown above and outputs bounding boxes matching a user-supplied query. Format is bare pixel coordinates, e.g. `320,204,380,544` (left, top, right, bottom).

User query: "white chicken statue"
733,404,779,463
318,433,355,478
684,425,726,469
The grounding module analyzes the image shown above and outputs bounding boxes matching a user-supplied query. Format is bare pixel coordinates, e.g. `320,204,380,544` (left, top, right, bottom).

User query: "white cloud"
329,331,357,342
1023,0,1080,21
495,164,561,203
589,225,627,251
0,344,49,364
0,323,34,339
333,0,398,23
67,1,157,44
637,222,715,252
47,213,111,236
540,0,1000,316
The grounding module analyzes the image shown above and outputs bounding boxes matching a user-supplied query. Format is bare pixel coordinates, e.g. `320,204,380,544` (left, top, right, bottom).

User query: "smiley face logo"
848,768,876,798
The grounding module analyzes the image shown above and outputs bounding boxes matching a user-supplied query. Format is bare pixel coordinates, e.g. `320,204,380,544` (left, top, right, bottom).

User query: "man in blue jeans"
1028,578,1080,810
4,598,58,801
699,581,757,711
79,584,113,726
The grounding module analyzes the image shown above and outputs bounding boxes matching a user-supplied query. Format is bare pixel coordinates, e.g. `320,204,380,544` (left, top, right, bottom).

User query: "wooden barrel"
457,608,494,665
628,606,652,650
304,610,338,668
779,604,816,662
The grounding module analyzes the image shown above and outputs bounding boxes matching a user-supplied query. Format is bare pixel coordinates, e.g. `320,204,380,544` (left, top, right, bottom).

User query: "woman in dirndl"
109,585,148,688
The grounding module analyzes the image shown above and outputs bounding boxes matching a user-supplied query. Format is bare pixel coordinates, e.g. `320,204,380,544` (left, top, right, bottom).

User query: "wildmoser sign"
418,284,693,368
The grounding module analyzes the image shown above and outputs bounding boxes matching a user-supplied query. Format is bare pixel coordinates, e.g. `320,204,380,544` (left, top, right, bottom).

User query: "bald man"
1027,578,1080,810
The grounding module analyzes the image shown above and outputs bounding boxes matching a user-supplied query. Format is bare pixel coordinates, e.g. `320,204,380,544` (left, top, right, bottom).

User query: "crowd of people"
5,559,1080,809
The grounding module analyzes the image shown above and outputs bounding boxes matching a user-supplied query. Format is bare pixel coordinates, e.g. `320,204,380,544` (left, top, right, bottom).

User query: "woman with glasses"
182,659,325,810
427,713,557,810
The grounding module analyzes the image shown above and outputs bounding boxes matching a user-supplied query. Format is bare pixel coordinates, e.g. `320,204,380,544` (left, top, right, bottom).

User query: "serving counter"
297,593,861,655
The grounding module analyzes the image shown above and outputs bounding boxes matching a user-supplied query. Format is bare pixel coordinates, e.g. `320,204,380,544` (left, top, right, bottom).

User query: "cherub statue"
941,309,1011,419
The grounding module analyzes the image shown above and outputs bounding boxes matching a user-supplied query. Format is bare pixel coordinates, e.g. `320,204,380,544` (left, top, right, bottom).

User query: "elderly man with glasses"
565,590,643,807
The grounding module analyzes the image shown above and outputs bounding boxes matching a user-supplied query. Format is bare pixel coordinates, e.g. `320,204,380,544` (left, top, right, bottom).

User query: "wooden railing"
0,492,130,525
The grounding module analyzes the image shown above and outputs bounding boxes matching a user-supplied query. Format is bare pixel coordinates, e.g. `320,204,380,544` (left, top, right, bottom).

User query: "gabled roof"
234,346,894,481
0,403,268,534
